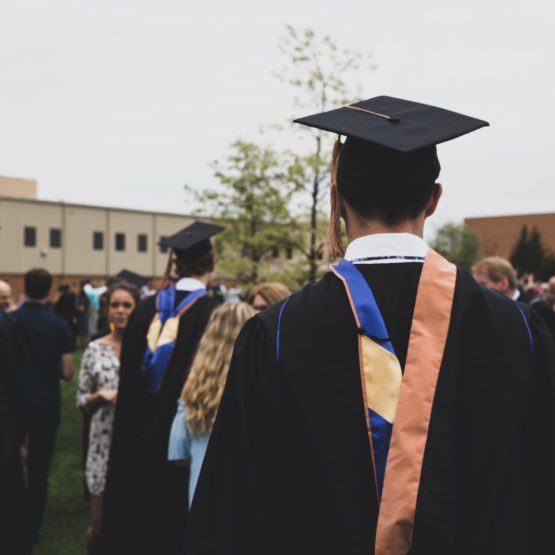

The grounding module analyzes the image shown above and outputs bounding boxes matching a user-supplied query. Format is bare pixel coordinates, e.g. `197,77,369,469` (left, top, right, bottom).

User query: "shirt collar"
344,233,429,264
511,289,521,301
175,277,206,292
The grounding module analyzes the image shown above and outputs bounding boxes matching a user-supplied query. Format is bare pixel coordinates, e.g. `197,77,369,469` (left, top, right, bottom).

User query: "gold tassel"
325,138,345,259
160,249,174,288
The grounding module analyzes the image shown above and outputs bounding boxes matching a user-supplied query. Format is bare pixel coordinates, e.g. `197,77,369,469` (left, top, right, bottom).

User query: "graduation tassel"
160,249,174,288
325,138,345,259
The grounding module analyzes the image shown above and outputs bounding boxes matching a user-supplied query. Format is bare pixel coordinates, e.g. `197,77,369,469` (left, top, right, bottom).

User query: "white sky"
1,0,554,237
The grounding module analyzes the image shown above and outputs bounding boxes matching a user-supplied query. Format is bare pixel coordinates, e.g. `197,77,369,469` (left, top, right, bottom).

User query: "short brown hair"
107,281,141,306
472,257,517,290
174,250,215,278
24,268,52,300
249,282,291,308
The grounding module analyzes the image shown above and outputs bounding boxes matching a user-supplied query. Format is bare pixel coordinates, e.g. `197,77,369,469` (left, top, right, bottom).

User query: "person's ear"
425,183,443,217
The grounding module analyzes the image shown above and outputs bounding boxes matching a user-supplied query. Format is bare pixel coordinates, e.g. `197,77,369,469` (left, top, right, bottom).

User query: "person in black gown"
101,221,224,554
185,97,555,555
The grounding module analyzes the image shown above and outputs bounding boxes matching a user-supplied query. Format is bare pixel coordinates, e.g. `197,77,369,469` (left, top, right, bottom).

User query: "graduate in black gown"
101,221,223,554
185,97,555,555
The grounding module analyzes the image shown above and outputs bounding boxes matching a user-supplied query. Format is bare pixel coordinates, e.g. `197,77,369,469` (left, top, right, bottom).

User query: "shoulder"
257,271,346,337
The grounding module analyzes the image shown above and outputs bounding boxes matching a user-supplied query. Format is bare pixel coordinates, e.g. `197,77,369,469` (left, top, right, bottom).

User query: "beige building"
0,177,199,298
465,212,555,258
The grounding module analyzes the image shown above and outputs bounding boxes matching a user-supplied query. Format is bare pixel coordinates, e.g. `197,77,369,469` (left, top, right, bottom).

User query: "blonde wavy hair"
182,301,256,436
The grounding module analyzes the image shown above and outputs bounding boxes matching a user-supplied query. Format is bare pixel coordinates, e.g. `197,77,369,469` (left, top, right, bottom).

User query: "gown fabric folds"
101,291,220,555
185,263,555,555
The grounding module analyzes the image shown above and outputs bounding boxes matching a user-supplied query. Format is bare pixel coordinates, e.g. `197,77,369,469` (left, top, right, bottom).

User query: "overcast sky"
1,0,554,237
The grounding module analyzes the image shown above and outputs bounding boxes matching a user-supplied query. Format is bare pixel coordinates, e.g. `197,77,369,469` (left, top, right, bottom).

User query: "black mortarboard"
159,220,224,260
293,95,489,153
116,269,149,289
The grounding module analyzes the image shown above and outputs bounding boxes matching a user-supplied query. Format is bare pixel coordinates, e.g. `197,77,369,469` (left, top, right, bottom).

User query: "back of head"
250,282,291,308
183,301,256,436
174,249,215,278
337,138,440,227
472,256,517,291
24,268,53,301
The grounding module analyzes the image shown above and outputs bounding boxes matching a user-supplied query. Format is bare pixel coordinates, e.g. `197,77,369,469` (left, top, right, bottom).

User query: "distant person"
168,301,256,507
77,281,92,348
102,221,224,554
0,310,27,552
54,283,79,342
83,281,107,336
77,282,139,552
249,282,291,311
0,280,16,313
472,256,520,299
12,268,74,550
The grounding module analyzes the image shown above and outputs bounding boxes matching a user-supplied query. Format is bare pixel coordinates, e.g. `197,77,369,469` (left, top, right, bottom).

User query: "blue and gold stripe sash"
140,286,207,394
331,259,402,497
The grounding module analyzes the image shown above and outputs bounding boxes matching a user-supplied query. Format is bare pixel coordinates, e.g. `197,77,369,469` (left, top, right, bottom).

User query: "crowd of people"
0,252,291,554
1,96,555,555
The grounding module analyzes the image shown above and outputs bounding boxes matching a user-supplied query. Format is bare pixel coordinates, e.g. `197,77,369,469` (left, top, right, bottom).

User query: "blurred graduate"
102,221,223,554
185,98,555,555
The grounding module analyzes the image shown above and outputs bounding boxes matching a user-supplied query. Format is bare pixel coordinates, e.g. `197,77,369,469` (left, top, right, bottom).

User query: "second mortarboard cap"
116,269,149,289
293,95,489,153
159,220,225,260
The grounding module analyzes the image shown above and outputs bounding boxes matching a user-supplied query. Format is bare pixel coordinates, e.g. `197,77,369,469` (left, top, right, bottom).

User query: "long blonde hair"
182,301,256,436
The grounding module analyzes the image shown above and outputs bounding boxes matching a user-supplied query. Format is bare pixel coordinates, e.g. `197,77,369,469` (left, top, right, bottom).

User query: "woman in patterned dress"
77,282,139,548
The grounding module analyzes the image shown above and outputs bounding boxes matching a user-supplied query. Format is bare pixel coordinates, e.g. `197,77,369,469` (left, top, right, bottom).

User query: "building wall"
0,196,199,289
0,199,64,273
64,205,109,275
465,213,555,258
0,176,37,199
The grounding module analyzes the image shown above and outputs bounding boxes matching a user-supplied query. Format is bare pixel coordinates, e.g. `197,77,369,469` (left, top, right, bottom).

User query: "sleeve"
184,316,277,555
76,345,96,411
167,399,192,461
526,308,555,552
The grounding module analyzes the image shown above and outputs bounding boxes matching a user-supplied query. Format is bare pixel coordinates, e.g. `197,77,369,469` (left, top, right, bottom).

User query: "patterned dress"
77,340,120,496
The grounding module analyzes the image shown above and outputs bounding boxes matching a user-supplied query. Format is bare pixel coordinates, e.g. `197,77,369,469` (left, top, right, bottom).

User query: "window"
50,228,62,248
286,246,293,260
24,226,36,247
271,246,280,258
159,236,169,254
115,233,126,251
138,234,148,252
93,231,104,251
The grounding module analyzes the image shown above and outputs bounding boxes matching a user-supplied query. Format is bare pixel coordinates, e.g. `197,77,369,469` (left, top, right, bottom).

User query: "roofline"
465,211,555,221
0,195,210,220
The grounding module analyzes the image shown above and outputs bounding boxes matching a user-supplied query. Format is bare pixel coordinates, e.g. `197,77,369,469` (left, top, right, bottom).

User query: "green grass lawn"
35,351,89,555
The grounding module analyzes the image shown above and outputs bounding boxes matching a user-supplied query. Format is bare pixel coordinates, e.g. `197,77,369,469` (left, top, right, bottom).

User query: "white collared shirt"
175,277,206,291
344,233,429,264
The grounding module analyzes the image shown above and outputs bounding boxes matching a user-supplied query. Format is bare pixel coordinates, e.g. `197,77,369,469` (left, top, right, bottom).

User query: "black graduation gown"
185,264,555,555
0,313,26,552
101,291,220,555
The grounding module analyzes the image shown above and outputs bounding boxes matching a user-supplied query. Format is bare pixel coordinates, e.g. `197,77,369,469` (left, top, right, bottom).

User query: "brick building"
465,213,555,259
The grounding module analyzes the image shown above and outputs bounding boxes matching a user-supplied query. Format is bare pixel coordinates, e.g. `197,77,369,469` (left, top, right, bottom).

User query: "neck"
27,297,48,305
111,327,125,343
346,218,424,243
186,273,210,287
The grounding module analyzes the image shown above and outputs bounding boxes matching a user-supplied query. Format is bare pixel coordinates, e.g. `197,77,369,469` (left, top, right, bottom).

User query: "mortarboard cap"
116,269,149,289
159,220,224,260
293,95,489,153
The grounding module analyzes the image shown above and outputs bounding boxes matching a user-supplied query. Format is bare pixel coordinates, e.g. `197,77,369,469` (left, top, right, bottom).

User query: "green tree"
510,225,530,273
431,222,480,269
510,225,546,275
185,140,299,284
275,25,375,281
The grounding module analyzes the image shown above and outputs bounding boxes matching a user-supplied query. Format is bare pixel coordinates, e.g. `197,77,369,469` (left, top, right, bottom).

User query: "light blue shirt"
167,399,210,508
